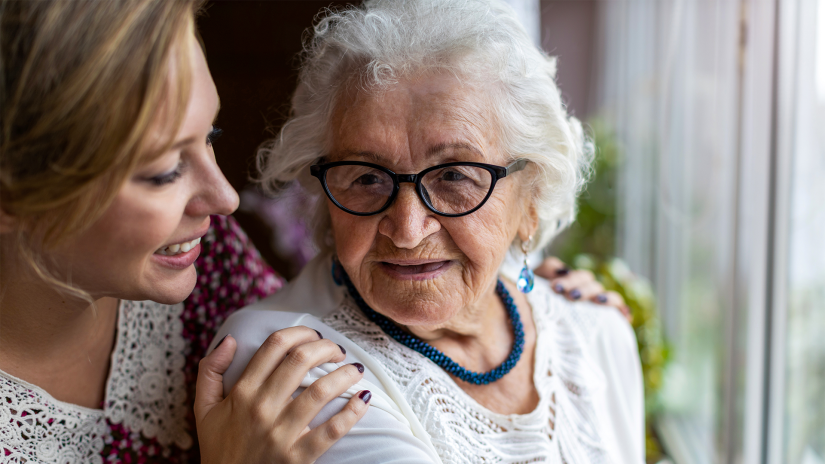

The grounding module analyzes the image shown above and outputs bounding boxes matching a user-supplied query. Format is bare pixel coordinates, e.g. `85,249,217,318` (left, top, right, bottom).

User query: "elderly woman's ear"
516,181,540,243
514,178,631,321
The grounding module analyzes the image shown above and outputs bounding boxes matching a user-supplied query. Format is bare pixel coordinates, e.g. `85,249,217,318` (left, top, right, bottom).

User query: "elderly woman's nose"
377,185,440,248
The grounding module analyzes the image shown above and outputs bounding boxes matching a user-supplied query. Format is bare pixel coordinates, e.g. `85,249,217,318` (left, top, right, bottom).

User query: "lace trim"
0,371,107,464
322,280,609,464
0,299,193,462
104,300,193,449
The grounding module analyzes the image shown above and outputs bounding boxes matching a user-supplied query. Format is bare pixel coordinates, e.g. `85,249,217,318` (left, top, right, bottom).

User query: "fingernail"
554,283,565,293
338,344,347,355
596,294,608,303
556,267,570,276
358,390,372,404
215,334,229,348
570,289,582,300
315,329,323,339
351,362,365,374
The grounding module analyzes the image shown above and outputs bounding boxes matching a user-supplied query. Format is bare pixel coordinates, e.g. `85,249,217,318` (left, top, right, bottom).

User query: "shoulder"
528,278,645,462
212,309,323,395
529,277,637,361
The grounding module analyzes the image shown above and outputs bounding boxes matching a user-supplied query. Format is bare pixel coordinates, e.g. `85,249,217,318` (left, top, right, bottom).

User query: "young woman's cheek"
92,182,190,266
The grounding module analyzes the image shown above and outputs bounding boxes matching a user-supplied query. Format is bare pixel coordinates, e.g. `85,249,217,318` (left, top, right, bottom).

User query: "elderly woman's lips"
380,260,451,278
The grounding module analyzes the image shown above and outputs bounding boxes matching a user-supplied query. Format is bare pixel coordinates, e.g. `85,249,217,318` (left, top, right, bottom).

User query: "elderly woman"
210,0,644,462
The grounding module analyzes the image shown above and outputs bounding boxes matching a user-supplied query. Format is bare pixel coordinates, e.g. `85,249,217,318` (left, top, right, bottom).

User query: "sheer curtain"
589,0,825,462
773,1,825,462
593,2,749,460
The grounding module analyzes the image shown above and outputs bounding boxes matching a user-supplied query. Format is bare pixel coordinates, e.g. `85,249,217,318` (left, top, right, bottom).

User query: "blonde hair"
0,0,202,297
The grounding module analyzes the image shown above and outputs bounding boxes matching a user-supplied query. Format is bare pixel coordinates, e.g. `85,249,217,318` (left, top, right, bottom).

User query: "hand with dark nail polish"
315,329,324,339
554,283,565,293
570,289,582,300
358,390,372,404
555,267,570,276
596,294,608,304
351,362,365,374
338,344,347,355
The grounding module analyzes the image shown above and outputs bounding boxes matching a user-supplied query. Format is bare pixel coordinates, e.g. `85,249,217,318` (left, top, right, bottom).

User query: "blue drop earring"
517,235,535,293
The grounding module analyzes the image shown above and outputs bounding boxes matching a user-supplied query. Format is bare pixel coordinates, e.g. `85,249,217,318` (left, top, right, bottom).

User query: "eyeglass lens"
324,164,494,215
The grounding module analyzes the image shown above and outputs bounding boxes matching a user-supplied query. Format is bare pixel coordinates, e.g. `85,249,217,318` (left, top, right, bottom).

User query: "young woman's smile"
151,221,210,270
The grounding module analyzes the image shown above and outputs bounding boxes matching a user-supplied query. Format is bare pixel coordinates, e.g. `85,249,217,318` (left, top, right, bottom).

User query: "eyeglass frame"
309,159,529,217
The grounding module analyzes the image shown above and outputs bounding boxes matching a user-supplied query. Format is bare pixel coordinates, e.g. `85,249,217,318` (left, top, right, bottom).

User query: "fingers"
259,338,350,409
237,326,326,390
195,334,237,424
534,256,570,280
296,390,372,462
569,280,604,301
281,362,366,432
551,269,600,300
539,258,631,322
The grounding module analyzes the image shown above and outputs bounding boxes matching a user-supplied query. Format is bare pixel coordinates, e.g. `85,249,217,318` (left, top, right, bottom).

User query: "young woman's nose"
377,184,440,249
185,157,239,217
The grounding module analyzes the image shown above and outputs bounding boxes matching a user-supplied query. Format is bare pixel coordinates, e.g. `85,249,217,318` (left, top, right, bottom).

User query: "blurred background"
197,1,825,463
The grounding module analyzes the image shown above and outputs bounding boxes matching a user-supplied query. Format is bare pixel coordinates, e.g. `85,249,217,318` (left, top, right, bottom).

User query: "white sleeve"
308,396,438,464
589,309,646,464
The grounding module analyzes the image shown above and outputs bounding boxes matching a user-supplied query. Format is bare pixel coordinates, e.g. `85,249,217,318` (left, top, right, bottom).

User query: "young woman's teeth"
156,237,201,256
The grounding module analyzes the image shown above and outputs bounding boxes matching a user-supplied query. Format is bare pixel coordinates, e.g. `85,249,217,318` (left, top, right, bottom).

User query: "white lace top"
215,254,645,464
0,300,192,464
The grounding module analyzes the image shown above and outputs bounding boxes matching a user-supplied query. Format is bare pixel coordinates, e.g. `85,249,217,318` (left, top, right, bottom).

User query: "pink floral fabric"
101,215,284,463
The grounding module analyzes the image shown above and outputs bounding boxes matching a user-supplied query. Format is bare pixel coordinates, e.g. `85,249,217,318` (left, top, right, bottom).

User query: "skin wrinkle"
328,73,541,413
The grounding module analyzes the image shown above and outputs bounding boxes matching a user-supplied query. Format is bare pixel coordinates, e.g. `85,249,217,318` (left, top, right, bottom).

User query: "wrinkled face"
48,35,239,305
328,74,534,329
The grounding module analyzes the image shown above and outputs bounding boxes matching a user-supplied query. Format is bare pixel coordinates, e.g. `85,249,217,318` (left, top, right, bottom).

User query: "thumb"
195,334,237,424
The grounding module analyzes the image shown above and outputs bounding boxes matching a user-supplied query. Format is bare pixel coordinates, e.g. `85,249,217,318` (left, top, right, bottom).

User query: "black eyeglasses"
310,160,528,217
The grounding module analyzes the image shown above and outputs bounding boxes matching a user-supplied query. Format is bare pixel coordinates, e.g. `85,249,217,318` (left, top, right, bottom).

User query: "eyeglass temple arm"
503,159,528,177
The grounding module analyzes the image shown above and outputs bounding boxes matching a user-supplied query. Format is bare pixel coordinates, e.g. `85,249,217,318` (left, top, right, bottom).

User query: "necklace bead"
334,262,525,386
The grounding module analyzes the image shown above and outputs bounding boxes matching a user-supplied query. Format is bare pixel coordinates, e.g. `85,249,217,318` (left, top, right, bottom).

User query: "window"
588,0,825,462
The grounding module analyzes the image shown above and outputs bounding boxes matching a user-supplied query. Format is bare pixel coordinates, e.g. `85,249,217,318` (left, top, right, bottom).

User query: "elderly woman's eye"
441,170,467,182
355,173,383,185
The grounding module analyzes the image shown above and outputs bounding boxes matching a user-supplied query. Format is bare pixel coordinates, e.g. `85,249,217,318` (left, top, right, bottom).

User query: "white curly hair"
257,0,592,252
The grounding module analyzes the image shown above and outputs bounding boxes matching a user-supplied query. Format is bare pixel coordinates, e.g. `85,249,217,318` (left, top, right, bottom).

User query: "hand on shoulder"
195,327,370,464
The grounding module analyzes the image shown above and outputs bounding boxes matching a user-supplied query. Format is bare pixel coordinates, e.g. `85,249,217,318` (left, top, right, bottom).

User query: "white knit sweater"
215,254,645,464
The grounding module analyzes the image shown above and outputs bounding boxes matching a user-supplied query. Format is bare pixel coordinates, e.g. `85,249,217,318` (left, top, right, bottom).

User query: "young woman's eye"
206,126,223,146
148,164,183,186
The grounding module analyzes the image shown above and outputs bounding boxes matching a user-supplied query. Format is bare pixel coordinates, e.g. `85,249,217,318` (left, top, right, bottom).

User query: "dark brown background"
198,0,598,278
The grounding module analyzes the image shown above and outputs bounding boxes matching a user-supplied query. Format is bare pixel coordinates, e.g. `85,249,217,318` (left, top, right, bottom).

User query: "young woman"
0,2,372,462
0,1,625,462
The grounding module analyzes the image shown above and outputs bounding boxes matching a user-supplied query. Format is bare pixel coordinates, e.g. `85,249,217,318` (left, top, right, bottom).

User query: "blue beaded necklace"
333,261,525,385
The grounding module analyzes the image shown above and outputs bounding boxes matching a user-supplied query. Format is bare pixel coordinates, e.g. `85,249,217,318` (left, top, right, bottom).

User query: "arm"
590,309,645,463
